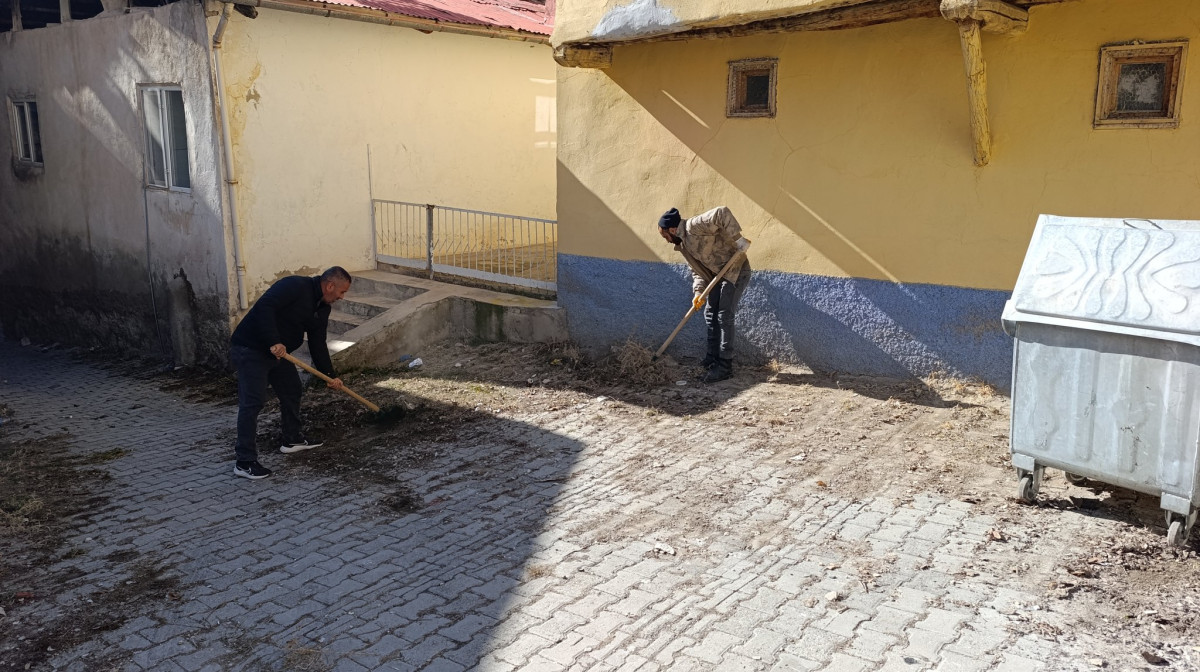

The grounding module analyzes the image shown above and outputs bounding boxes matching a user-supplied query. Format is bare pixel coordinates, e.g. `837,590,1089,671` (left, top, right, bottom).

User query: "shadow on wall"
554,159,660,265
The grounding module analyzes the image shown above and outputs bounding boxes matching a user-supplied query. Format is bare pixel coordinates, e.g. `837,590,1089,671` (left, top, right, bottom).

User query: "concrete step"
329,269,568,370
338,293,405,319
350,274,428,301
328,310,366,336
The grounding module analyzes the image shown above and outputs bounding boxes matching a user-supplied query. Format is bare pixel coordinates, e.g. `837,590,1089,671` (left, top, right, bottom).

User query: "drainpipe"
212,3,249,310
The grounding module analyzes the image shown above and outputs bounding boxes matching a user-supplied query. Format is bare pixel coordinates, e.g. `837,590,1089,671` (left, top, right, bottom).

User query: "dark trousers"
704,263,751,365
231,344,303,462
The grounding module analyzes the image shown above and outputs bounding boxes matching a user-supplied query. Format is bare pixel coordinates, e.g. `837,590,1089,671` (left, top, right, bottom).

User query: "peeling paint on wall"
592,0,681,40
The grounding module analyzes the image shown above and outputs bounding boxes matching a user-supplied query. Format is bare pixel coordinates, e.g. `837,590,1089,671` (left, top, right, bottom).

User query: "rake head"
364,404,406,425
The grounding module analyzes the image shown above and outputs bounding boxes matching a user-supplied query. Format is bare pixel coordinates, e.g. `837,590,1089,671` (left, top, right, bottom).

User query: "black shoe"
703,361,733,384
700,355,718,369
234,461,272,480
280,437,324,454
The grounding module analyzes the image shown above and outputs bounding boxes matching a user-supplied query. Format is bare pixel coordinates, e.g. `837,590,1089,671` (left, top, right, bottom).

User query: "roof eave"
222,0,551,44
553,0,1066,50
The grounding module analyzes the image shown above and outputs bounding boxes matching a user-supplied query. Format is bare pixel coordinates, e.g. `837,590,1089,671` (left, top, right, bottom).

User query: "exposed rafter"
556,0,1058,68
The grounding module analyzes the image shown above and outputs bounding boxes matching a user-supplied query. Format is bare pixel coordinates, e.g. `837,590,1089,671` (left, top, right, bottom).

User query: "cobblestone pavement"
1,342,1196,672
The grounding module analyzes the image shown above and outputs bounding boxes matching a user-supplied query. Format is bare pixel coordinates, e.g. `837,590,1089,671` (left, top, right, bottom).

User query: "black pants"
231,345,303,462
704,263,751,365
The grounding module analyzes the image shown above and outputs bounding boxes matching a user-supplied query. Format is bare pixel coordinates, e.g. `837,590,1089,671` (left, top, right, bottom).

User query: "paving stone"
822,652,874,672
934,648,995,671
902,628,957,661
732,627,788,660
991,653,1046,672
0,344,1151,672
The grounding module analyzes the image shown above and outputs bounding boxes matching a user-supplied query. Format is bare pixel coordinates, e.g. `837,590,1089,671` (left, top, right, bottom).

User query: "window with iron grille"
10,99,43,164
141,86,191,190
727,58,777,118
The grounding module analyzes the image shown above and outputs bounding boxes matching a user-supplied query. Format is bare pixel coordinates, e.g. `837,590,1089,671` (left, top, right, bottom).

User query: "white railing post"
370,199,556,293
425,204,435,280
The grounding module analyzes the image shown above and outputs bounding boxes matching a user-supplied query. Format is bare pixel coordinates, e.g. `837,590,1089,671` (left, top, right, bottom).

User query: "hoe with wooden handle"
651,249,747,362
282,352,405,423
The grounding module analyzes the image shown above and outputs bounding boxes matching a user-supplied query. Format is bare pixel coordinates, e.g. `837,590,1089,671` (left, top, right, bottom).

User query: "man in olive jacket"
229,266,350,479
658,206,752,383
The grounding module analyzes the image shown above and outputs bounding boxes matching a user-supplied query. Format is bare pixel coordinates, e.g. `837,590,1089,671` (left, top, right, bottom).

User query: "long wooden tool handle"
653,251,745,360
281,352,380,412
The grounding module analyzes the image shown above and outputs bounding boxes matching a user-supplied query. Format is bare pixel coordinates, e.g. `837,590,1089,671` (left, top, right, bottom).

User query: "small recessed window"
140,86,191,190
728,58,777,118
1094,41,1187,129
10,99,43,164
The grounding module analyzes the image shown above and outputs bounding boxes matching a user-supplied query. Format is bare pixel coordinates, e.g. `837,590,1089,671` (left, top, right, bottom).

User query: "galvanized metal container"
1002,215,1200,546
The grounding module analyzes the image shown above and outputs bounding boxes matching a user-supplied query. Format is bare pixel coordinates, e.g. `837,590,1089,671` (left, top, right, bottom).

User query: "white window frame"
139,85,191,191
9,98,43,165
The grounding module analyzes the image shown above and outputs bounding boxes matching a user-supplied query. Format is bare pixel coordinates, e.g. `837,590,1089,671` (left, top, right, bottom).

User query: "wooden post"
940,0,1027,167
957,19,991,167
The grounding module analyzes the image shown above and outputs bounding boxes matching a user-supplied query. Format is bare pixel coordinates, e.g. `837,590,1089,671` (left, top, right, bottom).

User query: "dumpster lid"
1008,215,1200,341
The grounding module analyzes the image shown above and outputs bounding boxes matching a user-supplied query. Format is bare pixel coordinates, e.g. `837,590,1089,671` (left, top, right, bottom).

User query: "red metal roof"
306,0,553,36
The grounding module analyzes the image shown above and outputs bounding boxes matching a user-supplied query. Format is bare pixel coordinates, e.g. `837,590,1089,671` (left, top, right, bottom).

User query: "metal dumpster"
1002,214,1200,546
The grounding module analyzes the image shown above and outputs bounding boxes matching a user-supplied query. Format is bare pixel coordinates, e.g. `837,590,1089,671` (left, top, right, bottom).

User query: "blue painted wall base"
558,254,1014,391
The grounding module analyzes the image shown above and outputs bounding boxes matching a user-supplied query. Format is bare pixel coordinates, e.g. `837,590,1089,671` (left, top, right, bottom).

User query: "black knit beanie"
658,208,682,229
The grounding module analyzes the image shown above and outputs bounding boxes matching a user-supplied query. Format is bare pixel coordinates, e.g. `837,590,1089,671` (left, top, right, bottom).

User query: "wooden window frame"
1094,40,1188,129
727,58,777,118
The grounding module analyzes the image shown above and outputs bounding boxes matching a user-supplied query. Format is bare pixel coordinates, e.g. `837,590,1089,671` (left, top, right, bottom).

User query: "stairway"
327,283,421,339
315,270,567,370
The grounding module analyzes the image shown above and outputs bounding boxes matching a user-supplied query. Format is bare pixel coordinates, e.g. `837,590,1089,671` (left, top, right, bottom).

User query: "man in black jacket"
229,267,351,479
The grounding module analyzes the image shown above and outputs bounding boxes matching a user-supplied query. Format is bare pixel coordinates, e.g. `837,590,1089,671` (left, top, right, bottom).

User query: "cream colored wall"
553,0,857,45
557,0,1200,291
215,10,557,298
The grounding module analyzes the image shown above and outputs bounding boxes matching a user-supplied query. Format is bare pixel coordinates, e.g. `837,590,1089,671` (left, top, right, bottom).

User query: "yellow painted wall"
553,0,855,45
557,0,1200,291
214,10,557,297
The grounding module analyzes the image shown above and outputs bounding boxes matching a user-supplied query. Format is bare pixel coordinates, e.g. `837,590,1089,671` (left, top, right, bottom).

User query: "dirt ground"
3,340,1199,670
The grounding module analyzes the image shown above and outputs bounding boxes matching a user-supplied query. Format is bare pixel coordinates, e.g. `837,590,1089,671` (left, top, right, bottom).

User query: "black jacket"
231,276,336,376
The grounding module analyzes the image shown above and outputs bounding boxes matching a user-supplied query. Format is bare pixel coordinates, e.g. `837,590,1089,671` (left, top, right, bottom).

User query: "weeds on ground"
526,563,552,579
86,447,130,463
0,492,44,530
283,639,331,672
0,438,84,540
600,338,676,386
924,370,1000,399
531,341,585,370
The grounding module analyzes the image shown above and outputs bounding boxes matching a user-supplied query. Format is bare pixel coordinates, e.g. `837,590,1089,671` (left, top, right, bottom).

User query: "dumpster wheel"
1064,472,1087,485
1017,476,1036,503
1166,510,1197,548
1016,466,1043,503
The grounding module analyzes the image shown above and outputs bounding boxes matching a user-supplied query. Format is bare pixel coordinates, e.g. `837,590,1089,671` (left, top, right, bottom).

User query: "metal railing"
373,200,557,293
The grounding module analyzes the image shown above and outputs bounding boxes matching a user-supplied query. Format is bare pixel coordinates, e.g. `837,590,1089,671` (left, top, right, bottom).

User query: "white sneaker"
234,461,272,479
280,437,324,454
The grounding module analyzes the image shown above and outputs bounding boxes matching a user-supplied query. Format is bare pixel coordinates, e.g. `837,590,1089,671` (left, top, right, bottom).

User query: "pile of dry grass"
600,338,676,386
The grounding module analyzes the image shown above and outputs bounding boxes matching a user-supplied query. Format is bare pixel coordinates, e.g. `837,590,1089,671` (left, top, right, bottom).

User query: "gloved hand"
693,293,705,311
735,237,751,252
